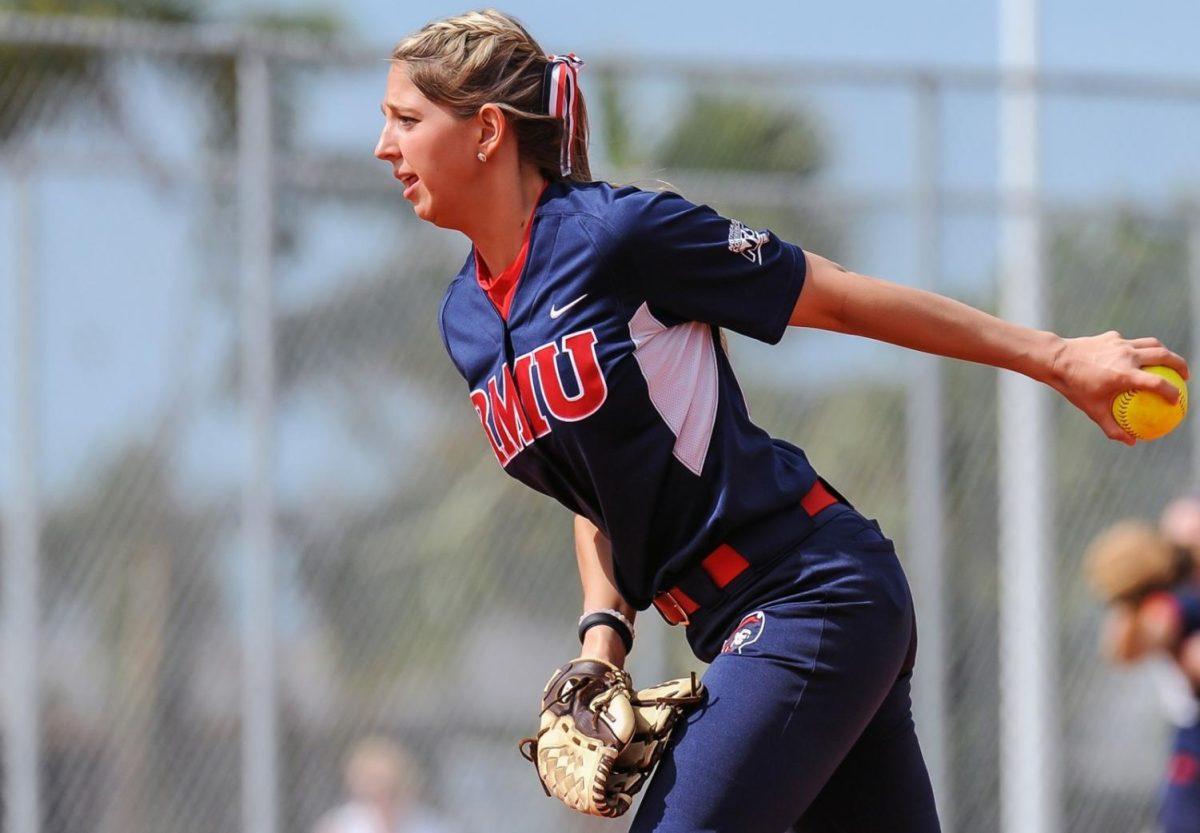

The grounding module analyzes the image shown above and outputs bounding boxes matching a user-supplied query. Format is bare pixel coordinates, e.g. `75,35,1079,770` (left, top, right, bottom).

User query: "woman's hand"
1045,331,1189,446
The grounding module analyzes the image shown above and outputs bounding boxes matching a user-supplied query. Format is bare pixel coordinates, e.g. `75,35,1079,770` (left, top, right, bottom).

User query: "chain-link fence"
2,11,1199,833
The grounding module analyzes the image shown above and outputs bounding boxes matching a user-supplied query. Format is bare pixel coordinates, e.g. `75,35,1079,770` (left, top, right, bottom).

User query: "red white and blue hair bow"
542,53,584,177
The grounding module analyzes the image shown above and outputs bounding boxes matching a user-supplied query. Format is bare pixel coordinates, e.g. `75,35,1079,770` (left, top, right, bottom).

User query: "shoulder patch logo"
727,219,770,265
721,610,766,655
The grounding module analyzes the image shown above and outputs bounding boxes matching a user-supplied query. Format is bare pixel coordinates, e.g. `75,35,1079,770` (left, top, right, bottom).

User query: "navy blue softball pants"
629,506,942,833
1163,721,1200,833
1157,584,1200,832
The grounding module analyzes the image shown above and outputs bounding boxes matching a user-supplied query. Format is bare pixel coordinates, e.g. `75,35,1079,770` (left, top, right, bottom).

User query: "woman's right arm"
1100,603,1145,663
1103,594,1187,664
789,251,1188,445
575,514,636,668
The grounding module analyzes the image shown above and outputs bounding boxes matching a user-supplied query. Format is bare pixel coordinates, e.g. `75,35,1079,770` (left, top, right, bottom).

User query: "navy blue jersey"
438,179,817,609
1163,582,1200,641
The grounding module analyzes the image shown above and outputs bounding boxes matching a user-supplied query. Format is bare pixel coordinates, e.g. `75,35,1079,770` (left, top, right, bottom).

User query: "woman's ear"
477,103,506,159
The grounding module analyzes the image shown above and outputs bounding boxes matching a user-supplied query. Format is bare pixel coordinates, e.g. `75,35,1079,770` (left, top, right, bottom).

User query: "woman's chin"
413,200,455,230
411,199,433,222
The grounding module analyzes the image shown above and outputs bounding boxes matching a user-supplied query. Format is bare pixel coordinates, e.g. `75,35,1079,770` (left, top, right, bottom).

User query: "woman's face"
374,62,479,228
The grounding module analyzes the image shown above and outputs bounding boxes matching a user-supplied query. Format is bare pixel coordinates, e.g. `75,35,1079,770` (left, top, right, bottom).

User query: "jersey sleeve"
609,188,807,344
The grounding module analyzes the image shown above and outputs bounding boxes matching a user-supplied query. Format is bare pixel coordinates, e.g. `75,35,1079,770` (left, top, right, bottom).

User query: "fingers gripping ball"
1112,366,1188,441
1083,520,1186,604
518,658,705,818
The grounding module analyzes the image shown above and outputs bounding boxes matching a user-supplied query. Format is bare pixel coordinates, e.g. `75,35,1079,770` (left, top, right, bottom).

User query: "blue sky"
231,0,1200,75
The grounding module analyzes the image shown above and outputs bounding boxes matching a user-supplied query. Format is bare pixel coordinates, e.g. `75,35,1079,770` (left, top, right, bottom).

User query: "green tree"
656,93,824,176
0,0,200,145
654,91,841,258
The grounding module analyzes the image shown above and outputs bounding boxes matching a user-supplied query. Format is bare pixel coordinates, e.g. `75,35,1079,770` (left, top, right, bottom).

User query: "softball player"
377,10,1189,832
1101,498,1200,833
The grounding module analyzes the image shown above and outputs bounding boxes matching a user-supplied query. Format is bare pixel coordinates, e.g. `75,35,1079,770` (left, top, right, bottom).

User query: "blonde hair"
392,9,591,183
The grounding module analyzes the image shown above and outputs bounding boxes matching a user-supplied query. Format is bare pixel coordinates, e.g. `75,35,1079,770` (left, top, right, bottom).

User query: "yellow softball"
1111,365,1188,441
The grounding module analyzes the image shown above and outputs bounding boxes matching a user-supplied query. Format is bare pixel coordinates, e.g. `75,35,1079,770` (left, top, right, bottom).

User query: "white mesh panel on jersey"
628,303,718,476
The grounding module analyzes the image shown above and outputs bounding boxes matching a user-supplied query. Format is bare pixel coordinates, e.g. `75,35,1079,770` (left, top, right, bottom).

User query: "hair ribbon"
543,53,584,177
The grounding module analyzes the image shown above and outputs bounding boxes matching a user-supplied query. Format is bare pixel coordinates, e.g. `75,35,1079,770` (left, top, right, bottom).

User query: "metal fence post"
4,153,40,833
238,47,278,833
999,1,1060,832
907,75,951,833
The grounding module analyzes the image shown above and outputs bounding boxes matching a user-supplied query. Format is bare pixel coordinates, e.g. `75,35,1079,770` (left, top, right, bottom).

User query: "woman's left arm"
790,251,1190,445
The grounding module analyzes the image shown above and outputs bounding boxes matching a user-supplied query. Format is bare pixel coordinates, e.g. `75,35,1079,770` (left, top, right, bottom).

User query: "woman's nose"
374,127,398,162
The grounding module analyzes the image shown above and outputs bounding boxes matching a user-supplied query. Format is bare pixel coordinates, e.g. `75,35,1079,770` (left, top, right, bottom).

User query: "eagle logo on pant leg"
721,610,766,655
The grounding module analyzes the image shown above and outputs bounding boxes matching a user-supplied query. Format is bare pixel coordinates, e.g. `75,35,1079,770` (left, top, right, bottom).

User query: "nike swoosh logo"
549,293,588,319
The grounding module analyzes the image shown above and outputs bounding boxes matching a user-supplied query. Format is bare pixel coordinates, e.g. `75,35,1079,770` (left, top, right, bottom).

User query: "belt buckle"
654,589,691,627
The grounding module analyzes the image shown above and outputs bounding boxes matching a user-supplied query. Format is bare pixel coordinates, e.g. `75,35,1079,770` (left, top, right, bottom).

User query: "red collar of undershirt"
474,181,550,321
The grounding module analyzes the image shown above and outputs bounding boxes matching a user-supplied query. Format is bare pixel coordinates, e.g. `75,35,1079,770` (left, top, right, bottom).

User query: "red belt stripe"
652,480,839,626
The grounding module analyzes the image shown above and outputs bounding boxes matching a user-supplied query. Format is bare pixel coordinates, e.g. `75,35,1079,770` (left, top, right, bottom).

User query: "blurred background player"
313,737,454,833
1087,496,1200,833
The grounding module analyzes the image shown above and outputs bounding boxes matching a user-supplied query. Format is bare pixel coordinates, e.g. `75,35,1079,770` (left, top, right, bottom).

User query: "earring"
477,152,486,162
